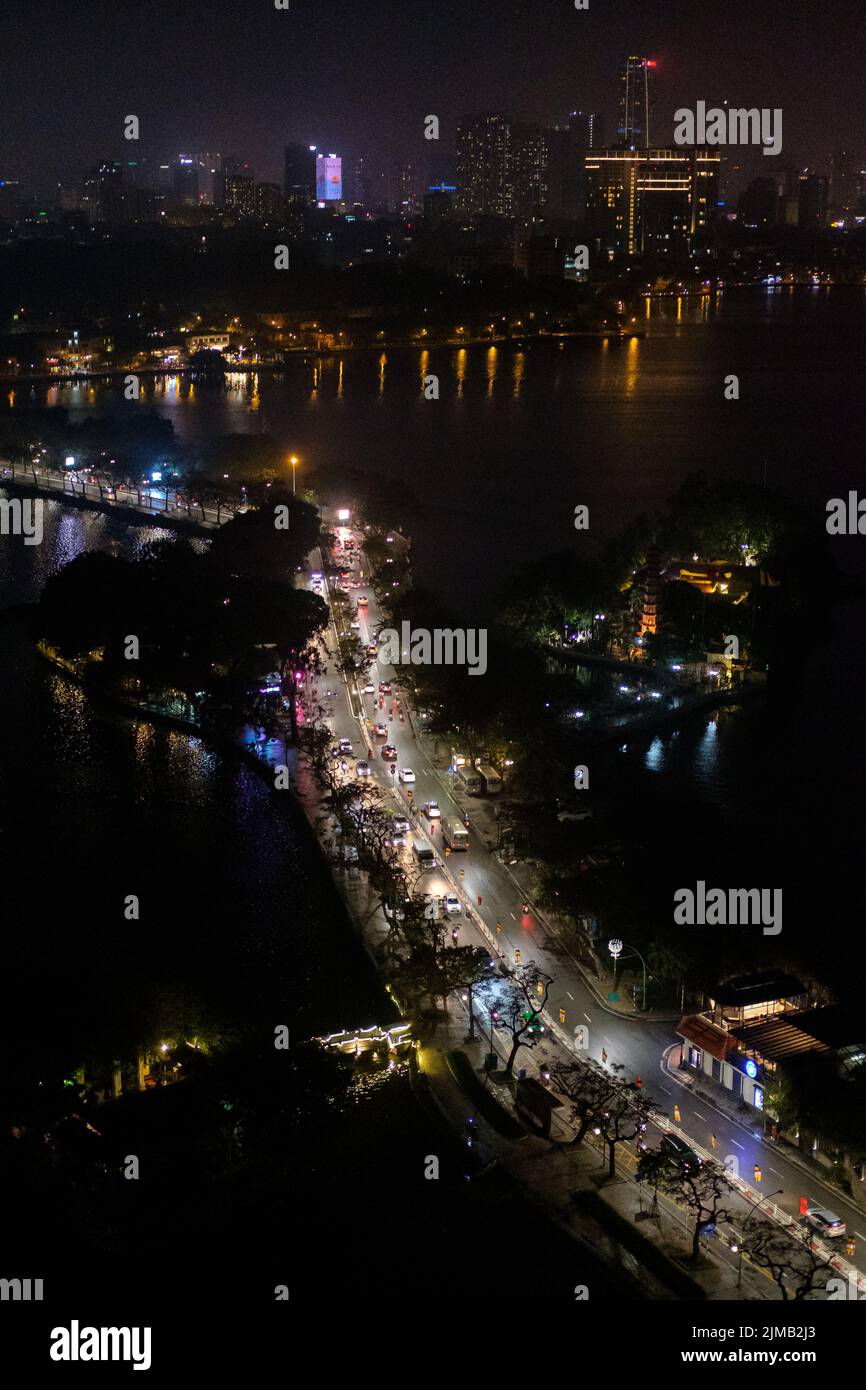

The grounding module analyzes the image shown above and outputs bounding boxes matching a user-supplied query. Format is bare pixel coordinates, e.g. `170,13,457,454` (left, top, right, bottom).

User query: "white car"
424,800,441,820
392,817,410,834
443,893,462,917
363,683,375,694
355,760,371,777
398,768,415,784
350,620,361,630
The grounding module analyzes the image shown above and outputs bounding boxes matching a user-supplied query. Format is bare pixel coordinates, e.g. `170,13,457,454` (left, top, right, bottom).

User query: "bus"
456,765,482,794
442,817,469,851
476,764,502,795
412,836,436,871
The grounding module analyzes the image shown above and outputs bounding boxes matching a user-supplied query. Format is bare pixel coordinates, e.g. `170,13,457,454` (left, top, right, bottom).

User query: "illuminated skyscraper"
585,147,719,256
456,113,512,216
618,56,655,149
316,153,342,201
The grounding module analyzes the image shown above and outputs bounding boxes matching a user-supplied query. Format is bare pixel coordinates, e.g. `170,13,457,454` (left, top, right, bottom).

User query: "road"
303,521,866,1286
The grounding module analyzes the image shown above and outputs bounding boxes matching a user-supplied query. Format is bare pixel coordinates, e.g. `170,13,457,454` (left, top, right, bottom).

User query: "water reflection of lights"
512,351,525,397
486,345,497,397
455,347,467,398
645,736,665,772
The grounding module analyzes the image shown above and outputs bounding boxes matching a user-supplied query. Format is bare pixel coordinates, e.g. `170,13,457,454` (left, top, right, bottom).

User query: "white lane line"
509,912,516,920
856,1231,866,1241
657,1084,672,1095
731,1138,745,1151
566,990,574,1000
692,1110,707,1121
583,1013,592,1023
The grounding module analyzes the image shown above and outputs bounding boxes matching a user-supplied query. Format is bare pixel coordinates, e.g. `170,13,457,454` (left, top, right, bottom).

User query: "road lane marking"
692,1110,707,1121
730,1138,745,1150
583,1013,591,1023
566,990,574,1000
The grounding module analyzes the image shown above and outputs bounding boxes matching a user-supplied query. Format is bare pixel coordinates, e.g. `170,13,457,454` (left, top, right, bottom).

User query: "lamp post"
734,1188,784,1289
290,454,299,495
607,937,648,1010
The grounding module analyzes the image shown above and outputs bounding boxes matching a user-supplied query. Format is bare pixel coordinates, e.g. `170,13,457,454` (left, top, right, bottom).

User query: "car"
350,620,361,630
398,767,415,784
391,817,410,834
381,744,398,761
443,893,461,917
363,683,376,694
804,1207,846,1239
424,800,441,820
660,1134,702,1172
357,595,368,606
373,723,388,738
379,681,392,694
387,832,407,849
339,737,353,753
355,760,371,777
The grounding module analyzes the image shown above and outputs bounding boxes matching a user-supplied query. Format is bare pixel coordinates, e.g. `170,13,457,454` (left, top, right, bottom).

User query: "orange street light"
289,454,299,494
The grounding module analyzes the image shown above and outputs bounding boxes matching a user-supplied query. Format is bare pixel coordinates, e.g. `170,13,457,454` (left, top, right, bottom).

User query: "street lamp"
289,454,299,495
734,1188,784,1289
607,937,648,1009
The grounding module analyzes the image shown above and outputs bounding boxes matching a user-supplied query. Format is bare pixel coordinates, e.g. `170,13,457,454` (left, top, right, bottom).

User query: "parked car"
443,892,462,917
804,1207,846,1239
424,800,441,820
339,737,353,753
391,817,410,834
398,767,415,784
355,760,371,777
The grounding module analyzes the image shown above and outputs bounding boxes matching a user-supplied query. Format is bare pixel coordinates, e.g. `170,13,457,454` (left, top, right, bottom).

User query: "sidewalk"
415,999,779,1301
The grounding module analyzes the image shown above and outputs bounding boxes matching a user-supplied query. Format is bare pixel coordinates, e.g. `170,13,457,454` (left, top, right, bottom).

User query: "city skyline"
2,0,864,198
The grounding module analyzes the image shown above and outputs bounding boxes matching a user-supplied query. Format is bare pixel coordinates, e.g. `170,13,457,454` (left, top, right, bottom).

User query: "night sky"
2,0,864,195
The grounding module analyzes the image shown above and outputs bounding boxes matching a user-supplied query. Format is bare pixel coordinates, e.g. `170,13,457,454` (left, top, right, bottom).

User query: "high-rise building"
284,143,317,205
82,161,124,225
388,161,417,216
510,123,550,222
315,153,342,201
256,181,283,219
618,56,655,149
798,172,829,230
569,109,605,150
172,158,200,207
424,183,455,227
456,113,512,216
830,147,857,213
737,177,779,229
219,157,255,215
353,155,370,206
585,147,718,256
195,152,222,205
